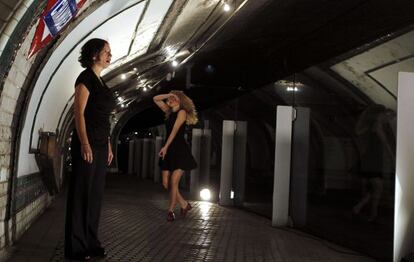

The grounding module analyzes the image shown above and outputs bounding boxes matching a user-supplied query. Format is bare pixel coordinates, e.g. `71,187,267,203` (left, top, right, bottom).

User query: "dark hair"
78,38,108,68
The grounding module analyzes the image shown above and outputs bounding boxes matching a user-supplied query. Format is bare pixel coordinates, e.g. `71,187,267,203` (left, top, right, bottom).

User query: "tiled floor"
5,174,376,262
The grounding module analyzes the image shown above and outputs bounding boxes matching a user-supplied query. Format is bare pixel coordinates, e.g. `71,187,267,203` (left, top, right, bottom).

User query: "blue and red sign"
28,0,87,58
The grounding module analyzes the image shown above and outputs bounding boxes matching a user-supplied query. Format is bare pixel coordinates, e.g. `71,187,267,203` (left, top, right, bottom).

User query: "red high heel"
167,211,175,222
181,202,192,217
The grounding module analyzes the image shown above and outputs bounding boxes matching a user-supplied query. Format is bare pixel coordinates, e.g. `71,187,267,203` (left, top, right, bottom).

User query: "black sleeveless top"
159,110,197,171
72,68,116,149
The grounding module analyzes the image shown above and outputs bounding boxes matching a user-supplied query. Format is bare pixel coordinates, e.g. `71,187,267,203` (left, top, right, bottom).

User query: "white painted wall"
17,0,144,177
394,72,414,262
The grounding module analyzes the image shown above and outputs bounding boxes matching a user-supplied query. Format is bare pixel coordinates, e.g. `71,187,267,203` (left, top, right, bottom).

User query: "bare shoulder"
178,109,187,116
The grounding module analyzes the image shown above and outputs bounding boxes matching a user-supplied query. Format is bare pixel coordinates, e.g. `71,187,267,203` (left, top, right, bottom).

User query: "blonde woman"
153,90,198,221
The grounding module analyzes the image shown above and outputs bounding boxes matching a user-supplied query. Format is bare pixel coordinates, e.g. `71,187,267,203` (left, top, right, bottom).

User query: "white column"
135,139,143,177
190,129,202,196
234,121,247,207
200,129,212,187
148,139,155,179
272,106,294,227
153,136,163,183
141,138,150,179
128,140,134,174
219,120,235,206
290,107,310,227
394,72,414,262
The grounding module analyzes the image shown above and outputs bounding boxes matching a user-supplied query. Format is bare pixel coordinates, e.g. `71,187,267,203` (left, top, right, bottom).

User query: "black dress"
159,110,197,171
65,68,116,259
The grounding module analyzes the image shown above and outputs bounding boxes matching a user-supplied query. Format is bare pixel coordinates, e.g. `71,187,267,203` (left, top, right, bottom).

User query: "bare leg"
176,189,187,208
162,171,170,190
168,169,183,212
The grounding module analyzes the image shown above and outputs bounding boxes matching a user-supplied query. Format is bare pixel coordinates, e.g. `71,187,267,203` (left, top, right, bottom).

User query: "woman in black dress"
65,38,116,261
153,90,198,221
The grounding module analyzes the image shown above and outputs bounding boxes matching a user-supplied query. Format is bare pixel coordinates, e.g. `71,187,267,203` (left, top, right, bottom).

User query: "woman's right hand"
81,144,93,163
159,146,168,160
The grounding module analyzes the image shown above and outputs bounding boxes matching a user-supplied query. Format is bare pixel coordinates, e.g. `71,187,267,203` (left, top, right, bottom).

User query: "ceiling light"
121,104,125,108
143,87,148,92
165,46,176,59
287,87,299,92
223,3,231,12
172,60,179,67
121,74,126,80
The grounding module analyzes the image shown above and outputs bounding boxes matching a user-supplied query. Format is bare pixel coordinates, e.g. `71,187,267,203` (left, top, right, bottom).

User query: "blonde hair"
170,90,198,125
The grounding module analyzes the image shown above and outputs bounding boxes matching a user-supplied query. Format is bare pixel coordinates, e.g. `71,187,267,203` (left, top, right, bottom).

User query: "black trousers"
65,145,107,257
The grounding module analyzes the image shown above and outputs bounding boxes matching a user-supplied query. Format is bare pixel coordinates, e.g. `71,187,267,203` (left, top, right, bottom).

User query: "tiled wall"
14,190,50,241
0,173,50,250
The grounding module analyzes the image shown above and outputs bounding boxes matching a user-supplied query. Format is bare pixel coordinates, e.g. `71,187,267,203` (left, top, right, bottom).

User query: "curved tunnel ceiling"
331,29,414,110
24,0,243,150
17,0,245,176
14,0,414,177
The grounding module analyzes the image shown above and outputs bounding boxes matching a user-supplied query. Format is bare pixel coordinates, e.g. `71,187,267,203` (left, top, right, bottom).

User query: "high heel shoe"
167,211,175,222
181,202,192,217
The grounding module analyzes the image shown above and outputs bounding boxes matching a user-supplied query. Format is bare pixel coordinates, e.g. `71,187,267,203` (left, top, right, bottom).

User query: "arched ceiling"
14,0,414,176
24,0,246,151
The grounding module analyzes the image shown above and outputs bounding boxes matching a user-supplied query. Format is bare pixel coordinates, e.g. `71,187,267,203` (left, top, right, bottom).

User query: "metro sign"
28,0,87,58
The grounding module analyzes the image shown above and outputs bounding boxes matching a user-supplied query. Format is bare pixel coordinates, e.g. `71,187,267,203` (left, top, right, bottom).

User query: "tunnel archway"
1,0,414,260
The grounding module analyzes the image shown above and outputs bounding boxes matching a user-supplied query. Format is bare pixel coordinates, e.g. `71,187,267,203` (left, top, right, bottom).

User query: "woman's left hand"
159,146,168,160
108,146,113,166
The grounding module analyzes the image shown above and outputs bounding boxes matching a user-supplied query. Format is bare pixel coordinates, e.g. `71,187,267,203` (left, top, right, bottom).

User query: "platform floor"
5,174,376,261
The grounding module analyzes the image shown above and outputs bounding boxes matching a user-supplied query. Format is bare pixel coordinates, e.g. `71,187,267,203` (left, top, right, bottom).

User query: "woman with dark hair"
153,90,198,221
65,38,115,261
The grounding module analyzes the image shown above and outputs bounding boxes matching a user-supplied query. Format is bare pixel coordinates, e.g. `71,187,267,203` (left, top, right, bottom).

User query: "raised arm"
153,94,172,113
